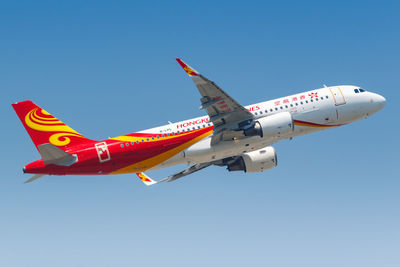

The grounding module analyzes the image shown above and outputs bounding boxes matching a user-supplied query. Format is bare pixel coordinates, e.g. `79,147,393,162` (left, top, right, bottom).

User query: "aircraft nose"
368,92,386,115
374,93,386,110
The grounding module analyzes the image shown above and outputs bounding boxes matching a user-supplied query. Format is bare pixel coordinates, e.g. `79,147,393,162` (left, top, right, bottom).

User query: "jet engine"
227,147,277,172
244,112,294,138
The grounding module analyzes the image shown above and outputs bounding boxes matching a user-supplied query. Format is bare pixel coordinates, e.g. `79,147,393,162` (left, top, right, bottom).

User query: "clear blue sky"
1,1,399,266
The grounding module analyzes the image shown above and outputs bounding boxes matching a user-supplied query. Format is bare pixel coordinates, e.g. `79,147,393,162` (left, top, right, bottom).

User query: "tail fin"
12,100,93,151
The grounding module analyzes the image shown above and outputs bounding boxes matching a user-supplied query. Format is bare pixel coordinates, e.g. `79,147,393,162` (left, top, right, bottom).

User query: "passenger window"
300,102,303,105
270,109,273,112
305,100,308,103
290,104,293,107
359,88,365,92
316,98,318,101
321,97,324,100
285,105,288,108
152,137,154,140
260,111,263,114
275,107,278,111
156,136,160,139
326,96,329,98
354,89,359,93
280,106,283,109
162,134,165,137
255,112,258,115
310,99,313,102
120,144,124,148
295,103,298,106
131,142,134,145
126,143,129,146
136,141,139,144
141,139,144,142
146,138,149,141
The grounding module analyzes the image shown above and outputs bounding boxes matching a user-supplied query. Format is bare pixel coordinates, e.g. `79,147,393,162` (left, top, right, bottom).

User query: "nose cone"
367,92,386,116
373,93,386,111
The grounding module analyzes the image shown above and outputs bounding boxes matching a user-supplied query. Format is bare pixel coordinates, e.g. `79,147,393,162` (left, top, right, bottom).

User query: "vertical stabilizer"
12,100,93,151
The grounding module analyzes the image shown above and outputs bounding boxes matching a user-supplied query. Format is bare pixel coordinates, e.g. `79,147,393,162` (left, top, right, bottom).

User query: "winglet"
176,58,199,77
136,172,157,186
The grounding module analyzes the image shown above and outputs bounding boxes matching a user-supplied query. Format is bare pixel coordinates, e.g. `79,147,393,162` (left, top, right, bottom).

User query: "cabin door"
329,87,346,105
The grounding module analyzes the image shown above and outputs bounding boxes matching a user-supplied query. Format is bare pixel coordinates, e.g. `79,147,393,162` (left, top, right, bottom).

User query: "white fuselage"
142,85,385,170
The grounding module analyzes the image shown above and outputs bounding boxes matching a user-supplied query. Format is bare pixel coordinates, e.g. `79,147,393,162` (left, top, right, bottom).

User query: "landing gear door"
95,142,111,163
329,87,346,105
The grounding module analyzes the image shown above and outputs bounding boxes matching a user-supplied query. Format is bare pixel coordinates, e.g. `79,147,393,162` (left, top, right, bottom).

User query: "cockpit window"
354,89,359,93
359,88,366,92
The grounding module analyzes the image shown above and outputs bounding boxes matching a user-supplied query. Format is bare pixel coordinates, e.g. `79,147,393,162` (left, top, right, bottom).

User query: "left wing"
176,59,254,144
136,162,212,186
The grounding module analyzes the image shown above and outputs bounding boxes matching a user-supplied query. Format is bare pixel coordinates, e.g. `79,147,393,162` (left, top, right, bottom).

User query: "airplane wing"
158,162,212,183
136,162,212,186
176,59,254,145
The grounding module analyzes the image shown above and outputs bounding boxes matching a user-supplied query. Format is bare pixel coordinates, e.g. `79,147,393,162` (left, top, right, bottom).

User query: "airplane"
12,58,386,185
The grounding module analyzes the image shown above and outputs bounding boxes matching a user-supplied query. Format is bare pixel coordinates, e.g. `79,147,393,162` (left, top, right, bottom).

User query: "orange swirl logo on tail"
24,108,84,146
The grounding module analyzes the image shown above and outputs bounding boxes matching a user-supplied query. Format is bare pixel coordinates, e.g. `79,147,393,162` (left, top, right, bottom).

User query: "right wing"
176,59,254,144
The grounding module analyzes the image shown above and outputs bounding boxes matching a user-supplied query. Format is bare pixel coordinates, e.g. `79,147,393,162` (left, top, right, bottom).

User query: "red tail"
12,100,93,151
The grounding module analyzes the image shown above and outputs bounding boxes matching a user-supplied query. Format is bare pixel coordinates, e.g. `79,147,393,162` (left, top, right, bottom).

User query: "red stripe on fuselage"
24,126,214,175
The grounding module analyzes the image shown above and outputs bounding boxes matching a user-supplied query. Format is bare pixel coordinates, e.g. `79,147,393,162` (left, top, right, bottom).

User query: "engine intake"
244,112,294,139
227,147,277,173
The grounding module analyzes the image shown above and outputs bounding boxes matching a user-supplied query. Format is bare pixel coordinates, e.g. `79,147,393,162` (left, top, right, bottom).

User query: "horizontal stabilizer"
38,143,77,166
24,174,46,184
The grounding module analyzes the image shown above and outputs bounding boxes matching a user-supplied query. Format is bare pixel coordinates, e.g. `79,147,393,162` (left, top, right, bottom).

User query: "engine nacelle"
227,147,277,173
244,112,294,139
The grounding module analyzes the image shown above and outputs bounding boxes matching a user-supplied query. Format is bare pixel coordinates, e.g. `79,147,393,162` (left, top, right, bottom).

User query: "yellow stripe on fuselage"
110,129,213,174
